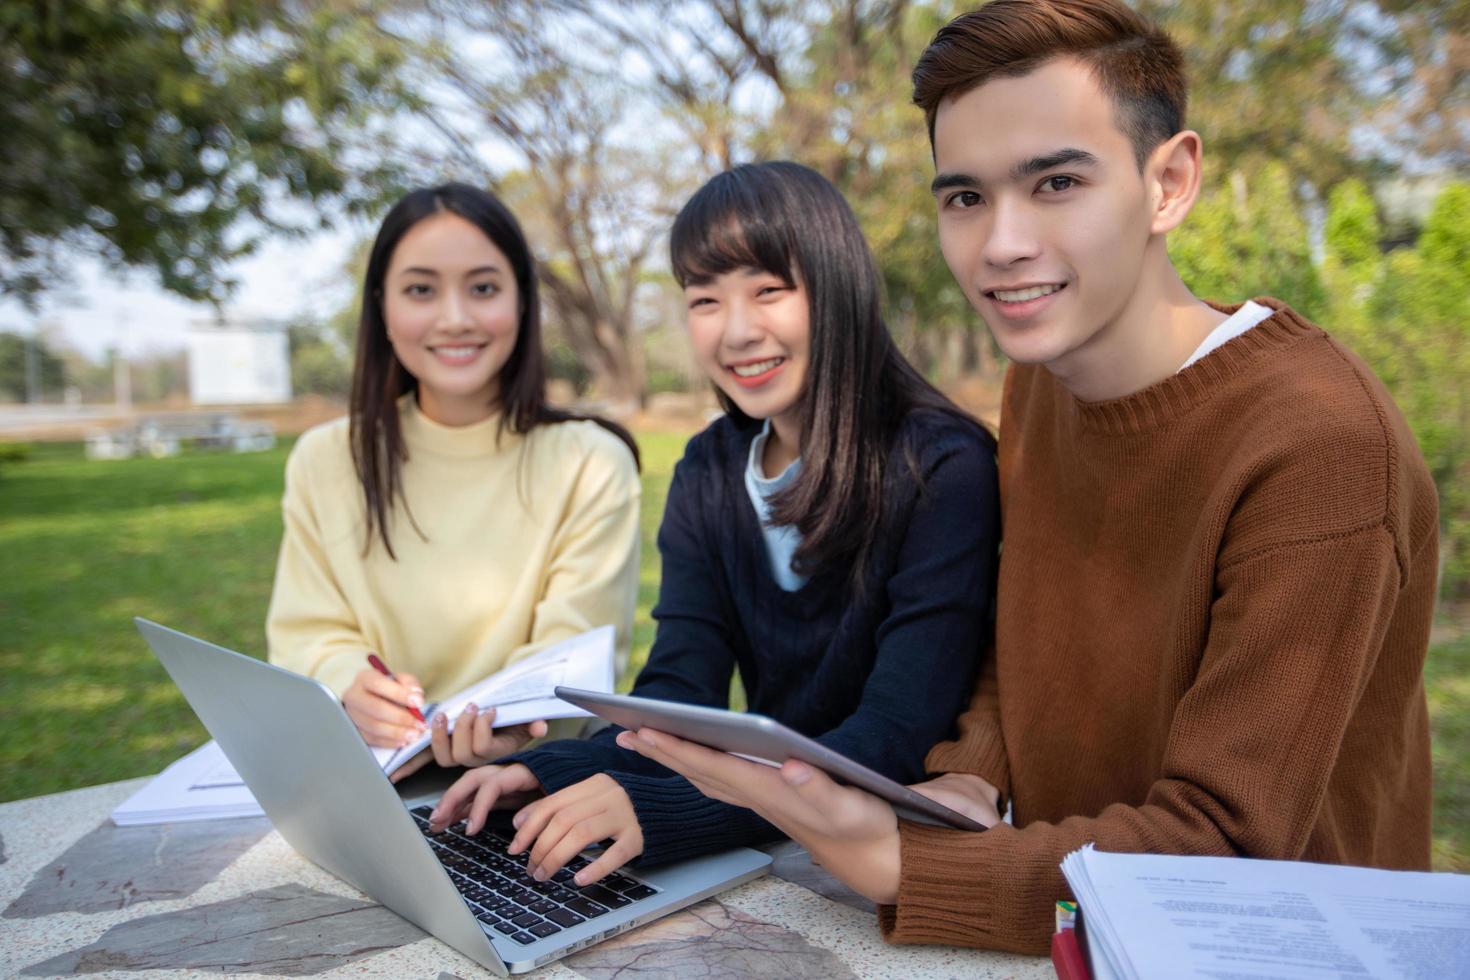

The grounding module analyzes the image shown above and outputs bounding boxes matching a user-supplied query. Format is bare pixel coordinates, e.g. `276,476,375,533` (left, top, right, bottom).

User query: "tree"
1170,163,1325,318
1325,181,1470,597
0,1,408,306
585,1,992,379
1137,0,1470,187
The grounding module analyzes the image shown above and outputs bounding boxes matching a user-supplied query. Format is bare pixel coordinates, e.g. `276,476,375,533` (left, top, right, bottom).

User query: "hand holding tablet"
554,686,989,832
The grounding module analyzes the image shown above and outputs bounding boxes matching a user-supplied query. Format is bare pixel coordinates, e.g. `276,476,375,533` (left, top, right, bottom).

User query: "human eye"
1037,174,1078,194
943,190,984,210
686,294,716,311
403,282,433,297
470,281,500,297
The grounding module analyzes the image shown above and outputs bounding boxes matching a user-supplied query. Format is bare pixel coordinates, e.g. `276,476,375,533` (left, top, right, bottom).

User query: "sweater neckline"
1067,298,1319,435
399,394,518,457
728,422,843,608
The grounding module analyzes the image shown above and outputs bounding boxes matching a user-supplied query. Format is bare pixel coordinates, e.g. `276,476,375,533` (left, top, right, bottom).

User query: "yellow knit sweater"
266,397,640,702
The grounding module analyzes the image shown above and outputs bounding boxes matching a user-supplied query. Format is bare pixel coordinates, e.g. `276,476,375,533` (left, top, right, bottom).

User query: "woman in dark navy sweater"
429,161,1000,886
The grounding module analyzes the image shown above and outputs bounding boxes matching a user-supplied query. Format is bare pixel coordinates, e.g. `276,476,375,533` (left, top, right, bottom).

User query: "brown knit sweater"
880,299,1438,955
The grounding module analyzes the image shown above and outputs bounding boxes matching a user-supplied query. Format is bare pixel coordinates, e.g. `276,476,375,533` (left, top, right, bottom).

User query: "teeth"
732,358,782,378
434,346,482,358
993,284,1061,303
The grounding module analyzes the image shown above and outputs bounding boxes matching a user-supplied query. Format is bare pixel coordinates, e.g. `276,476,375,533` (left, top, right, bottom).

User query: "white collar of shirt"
1178,300,1275,372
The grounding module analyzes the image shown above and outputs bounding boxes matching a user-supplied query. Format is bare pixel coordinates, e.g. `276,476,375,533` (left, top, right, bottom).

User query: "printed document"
1061,845,1470,979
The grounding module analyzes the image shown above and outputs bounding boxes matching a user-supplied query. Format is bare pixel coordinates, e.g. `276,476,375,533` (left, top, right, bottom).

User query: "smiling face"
932,57,1168,384
381,211,520,425
684,266,810,433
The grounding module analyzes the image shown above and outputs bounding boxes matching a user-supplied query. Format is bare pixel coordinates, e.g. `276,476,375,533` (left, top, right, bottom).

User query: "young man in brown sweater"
620,0,1439,955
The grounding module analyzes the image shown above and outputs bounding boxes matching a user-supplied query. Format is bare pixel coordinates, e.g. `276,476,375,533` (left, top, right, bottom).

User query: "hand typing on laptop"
430,767,645,887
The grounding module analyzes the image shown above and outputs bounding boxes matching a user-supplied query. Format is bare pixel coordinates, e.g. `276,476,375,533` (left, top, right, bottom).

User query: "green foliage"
0,332,66,402
1171,164,1325,318
0,0,408,305
1323,180,1382,293
1325,182,1470,596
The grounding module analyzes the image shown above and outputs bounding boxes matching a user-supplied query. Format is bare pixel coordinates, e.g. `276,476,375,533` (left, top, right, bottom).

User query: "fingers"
451,704,486,766
430,767,497,832
575,836,642,885
507,775,643,883
345,693,423,747
345,667,426,747
615,728,766,804
430,712,454,767
361,668,424,712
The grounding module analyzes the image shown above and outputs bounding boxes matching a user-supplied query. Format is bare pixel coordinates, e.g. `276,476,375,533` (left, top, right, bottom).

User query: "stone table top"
0,778,1052,979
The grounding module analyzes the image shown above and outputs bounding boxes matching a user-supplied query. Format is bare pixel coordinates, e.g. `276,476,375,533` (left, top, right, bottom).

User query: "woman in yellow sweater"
267,183,641,762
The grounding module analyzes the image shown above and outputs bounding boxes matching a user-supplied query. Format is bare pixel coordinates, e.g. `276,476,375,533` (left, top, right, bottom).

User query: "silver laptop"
135,618,771,976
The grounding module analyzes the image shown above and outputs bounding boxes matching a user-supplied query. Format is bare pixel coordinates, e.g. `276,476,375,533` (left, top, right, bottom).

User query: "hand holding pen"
341,652,428,748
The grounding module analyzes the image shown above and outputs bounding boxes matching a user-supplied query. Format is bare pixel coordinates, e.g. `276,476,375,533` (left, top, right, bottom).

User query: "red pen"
367,653,426,723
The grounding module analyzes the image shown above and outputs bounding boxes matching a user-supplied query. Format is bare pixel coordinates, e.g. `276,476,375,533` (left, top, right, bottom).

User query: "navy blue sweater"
508,409,1000,864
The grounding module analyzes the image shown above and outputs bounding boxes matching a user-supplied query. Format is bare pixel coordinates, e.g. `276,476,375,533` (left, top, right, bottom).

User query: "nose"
436,289,474,332
981,198,1042,268
722,295,762,348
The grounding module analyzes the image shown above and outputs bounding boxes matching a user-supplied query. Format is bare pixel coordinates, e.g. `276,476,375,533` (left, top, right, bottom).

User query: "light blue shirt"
744,420,808,591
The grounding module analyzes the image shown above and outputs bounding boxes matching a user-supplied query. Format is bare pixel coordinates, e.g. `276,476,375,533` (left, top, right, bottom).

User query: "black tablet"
554,686,988,832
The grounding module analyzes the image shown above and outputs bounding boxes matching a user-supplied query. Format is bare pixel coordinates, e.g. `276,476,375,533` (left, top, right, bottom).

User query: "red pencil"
366,653,426,723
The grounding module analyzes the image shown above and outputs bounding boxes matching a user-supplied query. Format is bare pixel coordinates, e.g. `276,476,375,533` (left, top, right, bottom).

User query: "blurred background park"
0,1,1465,870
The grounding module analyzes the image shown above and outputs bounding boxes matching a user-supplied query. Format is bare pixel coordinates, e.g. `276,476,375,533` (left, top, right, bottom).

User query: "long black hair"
350,182,639,558
670,161,989,586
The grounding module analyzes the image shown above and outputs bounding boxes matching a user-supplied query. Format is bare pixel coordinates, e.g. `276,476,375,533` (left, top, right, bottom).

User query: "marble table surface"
0,778,1052,979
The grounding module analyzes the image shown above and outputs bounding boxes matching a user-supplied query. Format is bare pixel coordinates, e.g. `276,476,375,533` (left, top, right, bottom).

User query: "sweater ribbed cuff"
606,770,782,866
505,742,623,794
881,821,1053,955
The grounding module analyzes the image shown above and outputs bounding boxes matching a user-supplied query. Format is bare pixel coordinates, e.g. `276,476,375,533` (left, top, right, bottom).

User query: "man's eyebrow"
1011,148,1099,179
930,171,979,195
929,149,1099,195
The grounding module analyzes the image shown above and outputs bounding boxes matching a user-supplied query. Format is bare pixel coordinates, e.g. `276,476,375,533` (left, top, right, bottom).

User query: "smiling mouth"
430,343,487,361
729,357,785,378
987,283,1065,303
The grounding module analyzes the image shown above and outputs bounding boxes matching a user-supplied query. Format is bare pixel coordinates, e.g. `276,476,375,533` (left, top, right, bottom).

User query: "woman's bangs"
670,182,796,287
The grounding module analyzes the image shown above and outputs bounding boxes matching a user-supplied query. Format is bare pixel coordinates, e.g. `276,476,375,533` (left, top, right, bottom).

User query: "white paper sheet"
110,740,263,825
1061,845,1470,980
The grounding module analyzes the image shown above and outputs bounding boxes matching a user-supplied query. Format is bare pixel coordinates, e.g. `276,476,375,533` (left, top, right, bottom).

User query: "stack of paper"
1060,845,1470,980
111,740,263,826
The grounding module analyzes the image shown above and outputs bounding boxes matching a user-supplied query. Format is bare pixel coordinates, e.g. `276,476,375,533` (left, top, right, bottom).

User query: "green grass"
0,431,688,802
1427,630,1470,871
1,432,1466,875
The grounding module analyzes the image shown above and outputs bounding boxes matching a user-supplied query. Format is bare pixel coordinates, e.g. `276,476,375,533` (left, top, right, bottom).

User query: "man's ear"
1147,130,1204,235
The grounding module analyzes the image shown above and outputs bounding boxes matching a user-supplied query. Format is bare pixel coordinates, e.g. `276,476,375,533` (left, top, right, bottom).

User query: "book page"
376,625,616,774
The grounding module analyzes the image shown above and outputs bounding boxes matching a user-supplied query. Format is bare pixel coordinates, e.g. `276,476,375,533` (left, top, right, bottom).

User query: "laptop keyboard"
408,804,661,946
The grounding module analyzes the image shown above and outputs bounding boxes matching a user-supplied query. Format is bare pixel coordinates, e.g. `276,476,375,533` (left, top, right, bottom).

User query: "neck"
1046,244,1227,402
416,386,500,427
762,412,801,477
